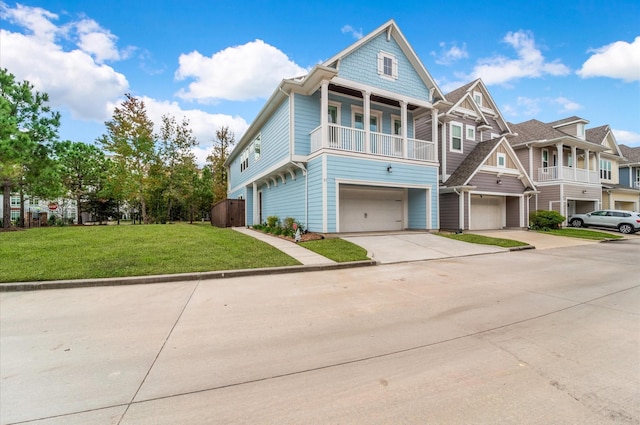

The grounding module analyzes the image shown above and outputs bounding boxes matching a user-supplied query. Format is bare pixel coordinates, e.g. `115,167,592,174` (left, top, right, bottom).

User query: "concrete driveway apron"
342,233,505,264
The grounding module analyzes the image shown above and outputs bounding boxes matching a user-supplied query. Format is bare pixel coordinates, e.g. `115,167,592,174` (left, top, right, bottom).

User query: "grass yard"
538,228,624,240
0,224,300,283
300,238,370,262
436,232,529,248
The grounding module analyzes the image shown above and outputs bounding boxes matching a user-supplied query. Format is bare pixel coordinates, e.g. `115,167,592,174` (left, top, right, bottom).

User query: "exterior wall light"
387,165,393,173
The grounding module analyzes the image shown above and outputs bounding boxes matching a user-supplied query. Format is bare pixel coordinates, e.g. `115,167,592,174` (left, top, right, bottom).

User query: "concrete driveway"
342,232,505,264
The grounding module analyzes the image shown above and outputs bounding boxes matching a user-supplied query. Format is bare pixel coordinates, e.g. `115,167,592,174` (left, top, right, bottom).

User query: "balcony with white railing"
537,166,599,184
310,124,436,162
633,180,640,189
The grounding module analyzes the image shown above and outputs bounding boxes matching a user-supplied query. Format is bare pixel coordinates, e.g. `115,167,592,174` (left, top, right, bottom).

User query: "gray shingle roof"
547,116,588,127
585,125,609,144
444,80,477,104
507,119,572,146
619,144,640,164
444,138,502,187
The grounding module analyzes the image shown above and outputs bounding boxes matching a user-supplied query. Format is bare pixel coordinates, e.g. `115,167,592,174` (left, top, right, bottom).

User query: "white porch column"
431,108,438,164
252,182,258,225
364,91,371,153
556,142,564,180
596,151,601,182
571,146,577,181
400,100,407,158
320,81,328,148
585,149,590,172
441,119,447,181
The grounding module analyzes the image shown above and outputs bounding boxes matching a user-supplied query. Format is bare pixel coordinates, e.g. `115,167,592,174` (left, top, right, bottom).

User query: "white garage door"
340,186,403,232
470,195,504,230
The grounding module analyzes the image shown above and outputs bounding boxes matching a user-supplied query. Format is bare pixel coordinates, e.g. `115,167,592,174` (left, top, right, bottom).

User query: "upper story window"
352,107,381,132
253,135,261,161
450,122,463,152
473,91,483,107
497,153,506,168
577,123,585,140
542,149,549,168
10,196,20,207
377,51,398,80
600,159,612,180
466,125,476,141
240,148,249,172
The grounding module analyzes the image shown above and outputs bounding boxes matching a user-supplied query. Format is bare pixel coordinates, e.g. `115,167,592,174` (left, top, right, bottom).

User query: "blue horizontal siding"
338,32,431,101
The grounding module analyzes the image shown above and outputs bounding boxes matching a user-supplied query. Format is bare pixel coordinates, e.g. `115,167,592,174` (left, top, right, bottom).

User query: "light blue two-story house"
225,20,443,233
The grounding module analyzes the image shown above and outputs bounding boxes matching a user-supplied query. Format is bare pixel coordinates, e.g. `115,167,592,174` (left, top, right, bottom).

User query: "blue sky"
2,0,639,164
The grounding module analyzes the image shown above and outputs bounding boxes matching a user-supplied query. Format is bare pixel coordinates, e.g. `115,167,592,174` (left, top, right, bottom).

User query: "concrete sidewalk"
232,227,336,265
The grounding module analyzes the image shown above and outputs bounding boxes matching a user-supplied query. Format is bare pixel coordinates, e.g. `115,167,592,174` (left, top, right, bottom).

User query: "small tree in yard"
529,210,565,231
207,126,235,203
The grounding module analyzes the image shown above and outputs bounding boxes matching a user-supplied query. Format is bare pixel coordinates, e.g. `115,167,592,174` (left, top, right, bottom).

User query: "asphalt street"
1,238,639,424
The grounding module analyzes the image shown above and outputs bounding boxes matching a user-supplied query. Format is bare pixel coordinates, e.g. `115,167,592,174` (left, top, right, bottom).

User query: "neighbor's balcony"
634,180,640,189
537,166,599,184
310,124,436,162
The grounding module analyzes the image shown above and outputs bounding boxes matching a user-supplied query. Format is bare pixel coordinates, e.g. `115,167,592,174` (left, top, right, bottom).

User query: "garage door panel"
470,195,503,230
340,187,403,232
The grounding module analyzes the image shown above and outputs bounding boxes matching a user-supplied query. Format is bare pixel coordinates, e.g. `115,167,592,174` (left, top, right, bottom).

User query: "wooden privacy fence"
211,199,245,228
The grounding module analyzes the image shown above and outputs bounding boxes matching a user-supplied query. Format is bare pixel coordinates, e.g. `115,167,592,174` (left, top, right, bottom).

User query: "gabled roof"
445,138,502,187
508,119,607,151
323,19,445,102
444,137,534,189
441,79,511,134
619,144,640,165
586,124,622,157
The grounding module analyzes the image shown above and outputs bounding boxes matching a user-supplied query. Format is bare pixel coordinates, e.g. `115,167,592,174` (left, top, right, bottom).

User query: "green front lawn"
436,232,529,248
0,224,300,283
300,238,370,262
538,228,623,240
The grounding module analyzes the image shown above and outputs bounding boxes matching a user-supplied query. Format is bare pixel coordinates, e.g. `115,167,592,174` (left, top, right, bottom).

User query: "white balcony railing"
634,180,640,189
310,124,436,162
537,166,599,184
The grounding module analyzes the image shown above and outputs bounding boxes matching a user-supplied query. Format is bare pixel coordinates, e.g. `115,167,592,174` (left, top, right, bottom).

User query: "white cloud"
553,96,581,113
341,25,363,40
432,42,468,65
0,4,130,122
612,129,640,147
577,37,640,82
175,40,307,103
74,18,128,63
471,30,570,85
140,96,249,165
502,96,582,118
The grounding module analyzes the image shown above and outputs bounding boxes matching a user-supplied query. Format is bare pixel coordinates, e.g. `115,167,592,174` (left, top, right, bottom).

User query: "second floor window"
240,148,249,172
600,159,612,180
450,123,462,152
377,51,398,80
254,135,261,161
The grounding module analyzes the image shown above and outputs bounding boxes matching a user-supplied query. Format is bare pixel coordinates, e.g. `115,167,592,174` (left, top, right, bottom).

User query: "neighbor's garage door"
339,186,403,232
470,195,504,230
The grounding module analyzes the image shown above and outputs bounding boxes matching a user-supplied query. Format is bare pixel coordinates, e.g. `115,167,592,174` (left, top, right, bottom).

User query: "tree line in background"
0,68,235,228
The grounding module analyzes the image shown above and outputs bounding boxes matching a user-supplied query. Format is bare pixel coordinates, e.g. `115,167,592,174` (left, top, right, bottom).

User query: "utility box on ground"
211,199,245,228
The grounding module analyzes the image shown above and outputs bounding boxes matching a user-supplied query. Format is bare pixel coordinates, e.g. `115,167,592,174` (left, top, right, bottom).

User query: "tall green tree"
99,94,156,224
55,140,109,224
206,126,235,202
0,68,61,228
157,115,198,222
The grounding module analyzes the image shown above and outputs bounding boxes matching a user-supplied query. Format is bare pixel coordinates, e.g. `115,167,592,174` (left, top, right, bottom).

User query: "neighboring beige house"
586,125,639,211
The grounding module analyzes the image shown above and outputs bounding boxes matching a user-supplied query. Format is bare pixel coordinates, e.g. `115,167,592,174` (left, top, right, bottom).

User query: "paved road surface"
1,239,639,424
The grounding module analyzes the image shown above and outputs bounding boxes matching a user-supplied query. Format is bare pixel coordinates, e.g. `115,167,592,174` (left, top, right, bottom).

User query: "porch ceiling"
328,83,420,111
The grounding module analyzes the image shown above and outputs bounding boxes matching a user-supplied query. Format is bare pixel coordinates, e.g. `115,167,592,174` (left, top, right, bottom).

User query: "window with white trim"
10,195,20,207
377,51,398,80
600,159,612,180
497,153,506,168
577,123,585,139
240,147,249,172
473,91,483,107
542,149,549,168
466,125,476,141
450,122,463,152
352,107,381,132
253,134,261,161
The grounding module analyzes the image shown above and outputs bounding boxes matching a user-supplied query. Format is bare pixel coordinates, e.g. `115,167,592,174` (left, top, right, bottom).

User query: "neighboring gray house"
618,144,640,210
508,116,609,220
417,79,535,231
225,20,444,233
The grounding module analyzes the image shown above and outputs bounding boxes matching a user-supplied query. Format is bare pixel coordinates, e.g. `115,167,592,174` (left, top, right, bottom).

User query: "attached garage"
339,186,403,232
470,194,504,230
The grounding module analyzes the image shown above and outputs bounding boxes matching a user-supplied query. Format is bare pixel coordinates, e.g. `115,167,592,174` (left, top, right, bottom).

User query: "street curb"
0,260,377,292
